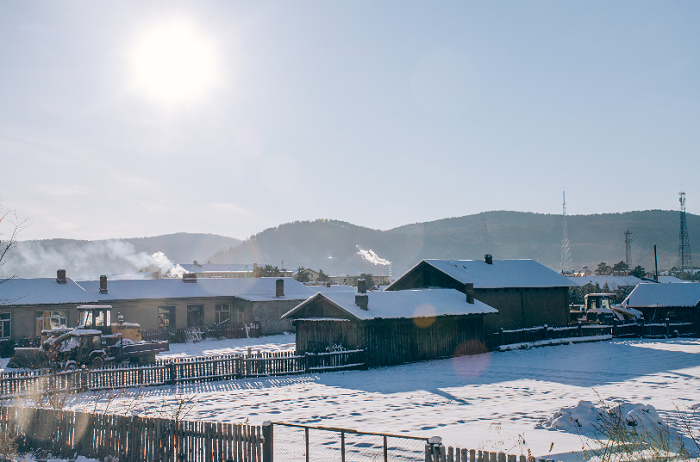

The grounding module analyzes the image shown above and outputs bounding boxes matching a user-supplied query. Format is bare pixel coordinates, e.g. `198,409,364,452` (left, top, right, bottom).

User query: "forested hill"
209,211,700,276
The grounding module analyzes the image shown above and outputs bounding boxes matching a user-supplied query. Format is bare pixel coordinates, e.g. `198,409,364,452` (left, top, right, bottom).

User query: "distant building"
386,256,576,332
297,268,320,282
283,283,496,367
179,262,294,279
328,274,392,287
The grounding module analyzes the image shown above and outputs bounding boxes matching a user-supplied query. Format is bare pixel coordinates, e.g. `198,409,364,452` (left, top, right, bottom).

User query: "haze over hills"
4,211,697,280
209,210,700,276
5,233,241,279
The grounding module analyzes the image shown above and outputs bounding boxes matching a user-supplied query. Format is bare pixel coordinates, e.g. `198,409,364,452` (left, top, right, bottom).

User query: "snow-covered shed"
282,283,497,367
78,276,315,335
622,282,700,326
385,256,577,332
0,270,97,339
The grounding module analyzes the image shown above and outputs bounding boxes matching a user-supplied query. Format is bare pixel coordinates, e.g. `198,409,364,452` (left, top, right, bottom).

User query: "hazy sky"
2,1,699,241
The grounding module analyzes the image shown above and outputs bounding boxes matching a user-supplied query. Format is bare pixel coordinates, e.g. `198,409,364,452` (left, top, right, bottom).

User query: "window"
0,313,10,338
234,307,245,324
215,304,230,324
158,306,175,328
187,305,203,327
36,310,67,335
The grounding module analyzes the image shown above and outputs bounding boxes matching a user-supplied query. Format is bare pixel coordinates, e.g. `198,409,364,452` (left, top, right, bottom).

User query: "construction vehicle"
8,305,169,369
573,293,642,325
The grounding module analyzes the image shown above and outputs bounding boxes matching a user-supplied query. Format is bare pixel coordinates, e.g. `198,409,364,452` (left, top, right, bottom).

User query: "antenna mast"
624,229,633,268
561,191,573,274
679,191,692,272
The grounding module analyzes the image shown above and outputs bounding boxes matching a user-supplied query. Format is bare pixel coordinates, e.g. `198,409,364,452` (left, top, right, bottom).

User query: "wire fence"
271,422,428,461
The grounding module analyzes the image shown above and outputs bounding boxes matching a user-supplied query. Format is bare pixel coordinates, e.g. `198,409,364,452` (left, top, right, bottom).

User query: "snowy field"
3,336,699,461
28,336,693,461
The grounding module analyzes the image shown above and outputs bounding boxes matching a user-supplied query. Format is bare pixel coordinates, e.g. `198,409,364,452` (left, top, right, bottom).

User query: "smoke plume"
356,245,391,266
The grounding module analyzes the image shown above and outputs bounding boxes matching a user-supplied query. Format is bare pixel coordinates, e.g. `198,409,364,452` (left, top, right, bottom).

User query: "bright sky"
2,1,699,241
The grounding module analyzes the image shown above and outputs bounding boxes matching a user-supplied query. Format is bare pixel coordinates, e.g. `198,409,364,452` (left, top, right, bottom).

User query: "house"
0,270,97,339
385,256,577,332
78,275,315,335
622,282,700,326
282,281,496,367
0,270,315,340
297,268,320,282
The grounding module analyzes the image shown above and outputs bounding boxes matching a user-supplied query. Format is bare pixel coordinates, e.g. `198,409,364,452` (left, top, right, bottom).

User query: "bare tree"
0,200,25,283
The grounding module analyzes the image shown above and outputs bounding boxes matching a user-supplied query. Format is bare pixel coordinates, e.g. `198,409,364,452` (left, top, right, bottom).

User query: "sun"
132,21,218,104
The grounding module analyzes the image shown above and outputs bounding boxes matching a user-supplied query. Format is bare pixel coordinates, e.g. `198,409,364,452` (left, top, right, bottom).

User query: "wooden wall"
291,298,487,368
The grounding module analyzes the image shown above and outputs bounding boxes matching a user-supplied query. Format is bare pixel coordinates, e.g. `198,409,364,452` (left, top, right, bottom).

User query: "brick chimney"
355,293,368,310
56,269,67,284
276,279,284,297
465,282,474,304
357,279,367,294
484,254,493,264
99,275,108,294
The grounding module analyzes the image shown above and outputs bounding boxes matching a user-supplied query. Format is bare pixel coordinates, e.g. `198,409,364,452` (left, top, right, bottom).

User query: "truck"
8,305,169,370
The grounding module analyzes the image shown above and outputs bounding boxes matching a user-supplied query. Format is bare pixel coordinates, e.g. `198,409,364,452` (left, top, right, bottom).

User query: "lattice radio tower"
678,191,692,272
561,191,573,274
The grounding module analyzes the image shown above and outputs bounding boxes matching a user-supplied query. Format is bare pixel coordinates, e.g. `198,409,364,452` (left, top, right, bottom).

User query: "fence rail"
0,405,262,462
485,321,696,349
0,349,366,399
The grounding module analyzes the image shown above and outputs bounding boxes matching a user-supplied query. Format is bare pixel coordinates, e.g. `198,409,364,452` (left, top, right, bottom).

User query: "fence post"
578,322,583,338
80,369,89,392
543,324,548,341
665,319,670,338
427,436,442,462
168,362,176,385
262,421,273,462
499,328,504,346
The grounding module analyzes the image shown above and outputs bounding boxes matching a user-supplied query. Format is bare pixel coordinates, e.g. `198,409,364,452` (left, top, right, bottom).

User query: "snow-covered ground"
4,336,699,461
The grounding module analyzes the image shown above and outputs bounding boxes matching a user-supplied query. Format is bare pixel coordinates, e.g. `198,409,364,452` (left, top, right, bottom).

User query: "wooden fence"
425,442,560,462
0,405,262,462
485,321,696,349
0,349,366,399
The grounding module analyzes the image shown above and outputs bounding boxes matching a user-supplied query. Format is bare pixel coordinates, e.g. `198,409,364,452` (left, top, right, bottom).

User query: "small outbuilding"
385,256,576,332
622,282,700,327
282,281,497,368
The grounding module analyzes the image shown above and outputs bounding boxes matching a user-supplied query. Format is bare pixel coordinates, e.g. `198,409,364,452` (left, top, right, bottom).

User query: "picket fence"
0,349,366,399
0,405,262,462
425,442,559,462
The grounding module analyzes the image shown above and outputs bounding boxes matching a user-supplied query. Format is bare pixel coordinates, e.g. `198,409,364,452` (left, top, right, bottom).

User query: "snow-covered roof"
566,275,642,289
388,259,577,290
306,285,358,293
283,288,497,321
657,276,685,283
78,277,315,302
623,282,700,308
179,263,253,273
0,278,97,306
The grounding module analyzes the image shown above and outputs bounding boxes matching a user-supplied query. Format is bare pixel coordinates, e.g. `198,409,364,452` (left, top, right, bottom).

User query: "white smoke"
356,245,391,266
3,240,185,280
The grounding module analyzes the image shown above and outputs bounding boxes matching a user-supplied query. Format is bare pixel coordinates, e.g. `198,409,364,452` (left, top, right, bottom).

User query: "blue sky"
2,1,699,241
